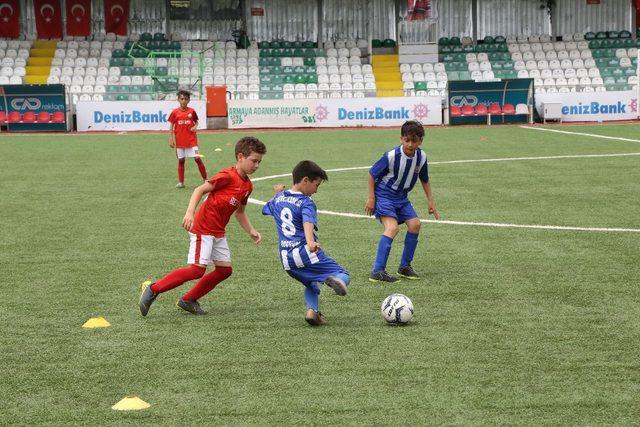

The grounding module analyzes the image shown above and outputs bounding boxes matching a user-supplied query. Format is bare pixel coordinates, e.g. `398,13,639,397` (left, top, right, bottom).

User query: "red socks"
151,265,206,293
194,157,207,180
177,158,207,183
177,158,186,183
182,266,232,301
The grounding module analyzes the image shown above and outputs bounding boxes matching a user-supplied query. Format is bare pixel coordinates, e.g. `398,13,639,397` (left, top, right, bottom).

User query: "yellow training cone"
214,148,222,152
112,396,150,411
199,154,206,157
82,317,111,328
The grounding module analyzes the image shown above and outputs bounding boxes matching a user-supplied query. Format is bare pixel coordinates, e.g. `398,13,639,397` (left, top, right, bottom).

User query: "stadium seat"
502,104,516,114
8,111,21,123
450,106,462,117
488,104,502,115
475,104,488,116
52,112,65,123
0,111,6,123
461,105,474,116
37,111,51,123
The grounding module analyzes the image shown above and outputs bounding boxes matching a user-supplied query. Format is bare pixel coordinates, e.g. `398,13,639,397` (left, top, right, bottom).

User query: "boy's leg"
181,263,232,303
140,264,206,316
194,156,207,180
178,237,232,314
325,272,349,296
370,216,400,282
304,282,326,326
398,217,421,279
177,157,186,187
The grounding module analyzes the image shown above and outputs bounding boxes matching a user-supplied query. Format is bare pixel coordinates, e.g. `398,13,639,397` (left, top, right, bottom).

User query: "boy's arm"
421,180,440,220
303,222,319,252
182,181,215,230
234,204,261,244
169,122,176,148
364,174,376,216
190,120,198,133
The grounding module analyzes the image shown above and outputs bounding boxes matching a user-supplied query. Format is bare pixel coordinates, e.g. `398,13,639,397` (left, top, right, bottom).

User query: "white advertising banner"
76,101,207,131
535,90,638,122
316,97,442,127
227,97,442,129
228,99,317,129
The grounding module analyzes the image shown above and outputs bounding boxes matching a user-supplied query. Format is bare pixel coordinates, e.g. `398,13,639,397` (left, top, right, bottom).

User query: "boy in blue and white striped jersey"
263,160,350,326
365,120,440,283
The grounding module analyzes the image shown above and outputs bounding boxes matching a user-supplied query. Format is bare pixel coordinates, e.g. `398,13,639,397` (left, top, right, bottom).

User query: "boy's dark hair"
292,160,328,184
177,90,191,98
401,120,425,140
235,136,266,159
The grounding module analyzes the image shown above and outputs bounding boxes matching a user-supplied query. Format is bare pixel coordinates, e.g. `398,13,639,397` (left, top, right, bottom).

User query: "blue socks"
400,231,419,268
372,235,393,273
304,282,321,311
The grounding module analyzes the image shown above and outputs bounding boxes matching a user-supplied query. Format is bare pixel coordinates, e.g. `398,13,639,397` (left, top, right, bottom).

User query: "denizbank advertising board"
76,101,207,131
535,90,638,122
228,97,442,129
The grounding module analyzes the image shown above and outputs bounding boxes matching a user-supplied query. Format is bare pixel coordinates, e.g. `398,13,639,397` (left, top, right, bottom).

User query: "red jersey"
191,167,253,237
168,107,198,148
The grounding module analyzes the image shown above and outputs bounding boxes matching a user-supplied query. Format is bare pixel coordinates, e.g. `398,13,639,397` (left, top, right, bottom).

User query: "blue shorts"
374,196,418,225
285,250,348,287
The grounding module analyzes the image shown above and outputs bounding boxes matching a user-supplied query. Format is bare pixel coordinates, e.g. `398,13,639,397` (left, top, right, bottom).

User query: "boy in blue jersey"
365,120,440,283
262,160,350,326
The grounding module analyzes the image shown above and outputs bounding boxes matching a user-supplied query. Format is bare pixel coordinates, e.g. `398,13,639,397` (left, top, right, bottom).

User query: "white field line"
250,152,640,233
520,126,640,143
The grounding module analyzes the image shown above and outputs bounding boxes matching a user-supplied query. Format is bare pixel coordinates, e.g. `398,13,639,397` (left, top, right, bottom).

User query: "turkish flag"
66,0,90,36
104,0,129,36
0,0,20,38
33,0,62,39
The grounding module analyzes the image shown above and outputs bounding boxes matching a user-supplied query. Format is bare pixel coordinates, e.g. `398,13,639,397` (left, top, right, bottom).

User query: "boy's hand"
249,229,262,244
364,196,375,216
307,241,320,252
428,200,440,220
169,139,175,149
273,184,286,193
182,212,194,231
190,125,197,132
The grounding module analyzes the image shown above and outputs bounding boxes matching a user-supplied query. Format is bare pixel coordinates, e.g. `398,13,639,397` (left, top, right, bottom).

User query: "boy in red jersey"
168,90,208,188
139,136,267,316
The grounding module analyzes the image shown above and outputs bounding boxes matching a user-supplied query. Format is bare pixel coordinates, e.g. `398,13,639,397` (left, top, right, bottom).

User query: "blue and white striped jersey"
369,145,429,199
262,190,321,271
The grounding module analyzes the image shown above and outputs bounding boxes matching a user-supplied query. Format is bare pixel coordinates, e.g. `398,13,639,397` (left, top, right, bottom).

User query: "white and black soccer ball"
381,293,414,325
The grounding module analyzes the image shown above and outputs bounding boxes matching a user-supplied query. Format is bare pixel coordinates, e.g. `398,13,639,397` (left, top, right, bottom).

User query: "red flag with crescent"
66,0,90,36
104,0,129,36
0,0,21,38
33,0,62,39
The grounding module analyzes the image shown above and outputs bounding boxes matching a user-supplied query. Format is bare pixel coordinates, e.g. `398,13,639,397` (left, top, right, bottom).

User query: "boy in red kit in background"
169,90,207,188
139,137,267,316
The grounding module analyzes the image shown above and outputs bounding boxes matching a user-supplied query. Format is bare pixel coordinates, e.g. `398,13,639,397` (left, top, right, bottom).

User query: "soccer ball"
381,294,414,325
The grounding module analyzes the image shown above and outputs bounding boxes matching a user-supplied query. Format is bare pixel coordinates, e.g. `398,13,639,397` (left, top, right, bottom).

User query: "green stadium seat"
588,40,601,49
294,75,307,84
304,57,315,66
584,31,595,40
414,81,427,90
447,71,459,80
372,39,382,48
439,46,452,54
484,36,495,44
258,41,269,49
153,32,165,41
595,31,607,39
494,35,506,43
269,41,281,49
303,41,315,48
449,37,461,46
382,39,396,47
458,71,471,80
620,30,632,38
292,41,303,48
438,37,450,46
140,32,152,41
116,94,129,101
281,41,292,48
607,30,619,39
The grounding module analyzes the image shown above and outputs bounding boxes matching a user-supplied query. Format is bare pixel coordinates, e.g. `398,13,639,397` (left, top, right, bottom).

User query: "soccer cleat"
305,309,326,326
176,298,207,315
369,270,400,283
175,182,185,189
139,280,157,316
324,276,347,296
397,265,420,280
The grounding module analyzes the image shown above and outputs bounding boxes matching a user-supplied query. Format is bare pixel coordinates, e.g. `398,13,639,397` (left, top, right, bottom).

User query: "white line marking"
252,152,640,183
250,198,640,233
520,126,640,143
251,152,640,233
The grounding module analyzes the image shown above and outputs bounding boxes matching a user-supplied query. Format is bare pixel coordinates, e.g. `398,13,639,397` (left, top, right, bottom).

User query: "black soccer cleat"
139,280,157,316
176,298,207,315
369,270,400,283
324,276,347,296
397,265,420,280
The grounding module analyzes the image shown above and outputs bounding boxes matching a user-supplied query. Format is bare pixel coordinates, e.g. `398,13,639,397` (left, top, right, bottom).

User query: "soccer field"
1,123,639,424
